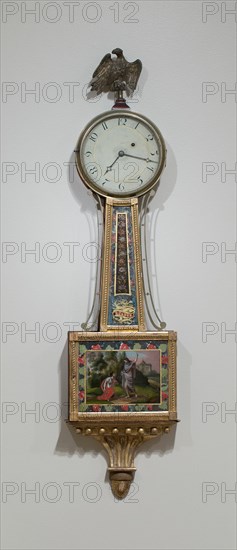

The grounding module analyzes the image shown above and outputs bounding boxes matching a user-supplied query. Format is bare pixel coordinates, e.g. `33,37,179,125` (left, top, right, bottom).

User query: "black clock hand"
104,150,157,176
122,152,158,163
104,154,120,175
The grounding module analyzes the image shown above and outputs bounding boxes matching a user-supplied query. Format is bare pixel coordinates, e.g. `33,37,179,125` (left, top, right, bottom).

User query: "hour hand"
104,154,120,175
104,166,111,175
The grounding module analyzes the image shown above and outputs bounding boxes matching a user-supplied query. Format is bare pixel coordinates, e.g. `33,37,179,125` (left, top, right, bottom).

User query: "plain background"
1,1,236,549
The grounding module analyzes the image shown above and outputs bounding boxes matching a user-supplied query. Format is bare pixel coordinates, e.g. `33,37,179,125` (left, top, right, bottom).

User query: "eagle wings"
89,48,142,96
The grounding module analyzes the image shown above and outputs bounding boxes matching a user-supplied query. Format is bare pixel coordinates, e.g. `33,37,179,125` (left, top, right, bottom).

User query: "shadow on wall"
139,142,177,327
67,150,101,329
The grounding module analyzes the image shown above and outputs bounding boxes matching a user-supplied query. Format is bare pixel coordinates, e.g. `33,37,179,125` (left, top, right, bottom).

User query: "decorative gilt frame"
68,330,177,499
100,197,145,331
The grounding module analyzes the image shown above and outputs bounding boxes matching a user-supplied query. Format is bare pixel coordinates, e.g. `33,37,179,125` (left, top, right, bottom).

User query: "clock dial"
75,111,166,197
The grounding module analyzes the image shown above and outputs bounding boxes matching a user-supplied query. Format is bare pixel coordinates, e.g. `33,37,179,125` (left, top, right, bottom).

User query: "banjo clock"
68,49,178,500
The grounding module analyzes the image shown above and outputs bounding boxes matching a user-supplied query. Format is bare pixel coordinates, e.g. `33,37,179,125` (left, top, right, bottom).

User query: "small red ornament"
92,404,101,412
162,392,168,400
120,343,130,350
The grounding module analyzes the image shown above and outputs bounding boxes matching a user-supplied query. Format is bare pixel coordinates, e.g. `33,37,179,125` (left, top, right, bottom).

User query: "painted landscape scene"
86,350,161,404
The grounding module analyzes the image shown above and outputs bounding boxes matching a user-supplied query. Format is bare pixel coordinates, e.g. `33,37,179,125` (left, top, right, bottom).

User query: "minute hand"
122,153,158,163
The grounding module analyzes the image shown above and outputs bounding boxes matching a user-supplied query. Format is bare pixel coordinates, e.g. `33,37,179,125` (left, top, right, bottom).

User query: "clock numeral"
89,166,98,175
119,182,125,190
89,132,98,142
134,122,140,129
86,162,102,180
147,166,154,172
146,134,154,141
118,118,127,126
137,176,143,185
102,122,108,130
85,151,92,157
101,178,109,186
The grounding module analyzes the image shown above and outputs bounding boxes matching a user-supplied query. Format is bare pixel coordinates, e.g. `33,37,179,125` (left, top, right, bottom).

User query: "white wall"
1,1,236,549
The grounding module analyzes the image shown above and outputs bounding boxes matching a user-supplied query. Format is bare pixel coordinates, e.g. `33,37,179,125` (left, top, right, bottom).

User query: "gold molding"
168,338,177,413
69,330,174,341
69,340,78,422
131,199,145,330
99,199,112,331
100,197,145,331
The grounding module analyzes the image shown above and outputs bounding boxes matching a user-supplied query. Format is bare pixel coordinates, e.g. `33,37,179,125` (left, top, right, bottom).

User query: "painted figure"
97,372,117,401
121,355,138,398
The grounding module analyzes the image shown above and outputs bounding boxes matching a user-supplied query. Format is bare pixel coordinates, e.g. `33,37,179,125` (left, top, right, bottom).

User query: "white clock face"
76,111,166,197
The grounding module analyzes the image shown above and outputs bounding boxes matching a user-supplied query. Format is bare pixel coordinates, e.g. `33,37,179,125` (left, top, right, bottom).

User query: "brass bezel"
75,110,167,198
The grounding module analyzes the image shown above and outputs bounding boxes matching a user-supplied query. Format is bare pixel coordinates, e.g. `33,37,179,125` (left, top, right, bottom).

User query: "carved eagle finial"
89,48,142,97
